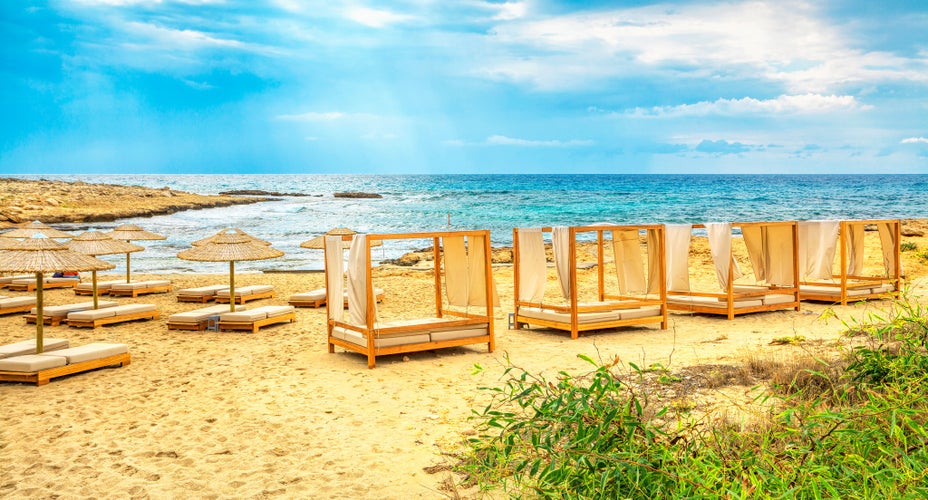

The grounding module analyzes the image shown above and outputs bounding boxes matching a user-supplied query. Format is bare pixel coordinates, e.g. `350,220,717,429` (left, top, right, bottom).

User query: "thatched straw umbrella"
177,229,283,312
67,231,144,309
1,220,74,239
106,224,166,282
192,228,271,247
0,232,114,353
300,227,382,250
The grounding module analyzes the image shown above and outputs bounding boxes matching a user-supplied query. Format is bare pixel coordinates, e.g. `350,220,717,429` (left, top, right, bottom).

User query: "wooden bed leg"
367,354,376,369
328,342,335,353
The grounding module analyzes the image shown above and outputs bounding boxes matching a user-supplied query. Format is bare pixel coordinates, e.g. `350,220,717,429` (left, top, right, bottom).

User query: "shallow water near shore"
14,174,928,273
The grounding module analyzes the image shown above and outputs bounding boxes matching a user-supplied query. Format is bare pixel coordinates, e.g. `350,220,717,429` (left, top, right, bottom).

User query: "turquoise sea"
15,174,928,273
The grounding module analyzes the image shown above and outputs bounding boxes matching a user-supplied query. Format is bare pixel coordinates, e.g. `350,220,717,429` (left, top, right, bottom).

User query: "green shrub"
459,297,928,498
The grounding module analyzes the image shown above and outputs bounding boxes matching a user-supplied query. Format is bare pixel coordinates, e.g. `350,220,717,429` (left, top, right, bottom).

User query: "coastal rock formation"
334,192,383,199
0,178,270,224
218,189,317,197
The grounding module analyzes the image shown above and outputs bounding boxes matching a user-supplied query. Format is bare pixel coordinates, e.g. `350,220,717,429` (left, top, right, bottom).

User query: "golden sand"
1,229,927,498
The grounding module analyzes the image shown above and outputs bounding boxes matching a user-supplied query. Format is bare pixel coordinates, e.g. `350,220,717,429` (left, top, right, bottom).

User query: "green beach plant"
458,296,928,498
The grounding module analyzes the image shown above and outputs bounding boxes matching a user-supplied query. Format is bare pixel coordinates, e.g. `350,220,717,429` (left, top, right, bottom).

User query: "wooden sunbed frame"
0,303,36,316
67,310,159,328
218,311,296,333
177,294,219,303
25,314,66,327
666,221,801,320
326,230,495,368
799,219,902,305
0,352,130,386
512,224,668,339
8,279,79,292
215,289,275,304
108,283,172,298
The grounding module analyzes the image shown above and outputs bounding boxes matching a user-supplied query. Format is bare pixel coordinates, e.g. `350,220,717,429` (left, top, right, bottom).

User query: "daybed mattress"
332,317,488,348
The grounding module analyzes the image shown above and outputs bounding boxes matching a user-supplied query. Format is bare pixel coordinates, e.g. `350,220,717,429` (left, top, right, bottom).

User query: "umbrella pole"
36,271,44,354
229,261,235,312
126,251,131,283
92,270,99,309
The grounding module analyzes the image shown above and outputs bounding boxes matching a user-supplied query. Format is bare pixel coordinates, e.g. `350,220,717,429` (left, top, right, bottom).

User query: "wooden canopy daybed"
798,219,901,305
665,221,801,320
512,224,667,339
325,230,495,368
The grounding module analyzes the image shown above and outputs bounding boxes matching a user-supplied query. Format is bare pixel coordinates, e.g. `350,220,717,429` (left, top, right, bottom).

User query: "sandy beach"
2,222,927,498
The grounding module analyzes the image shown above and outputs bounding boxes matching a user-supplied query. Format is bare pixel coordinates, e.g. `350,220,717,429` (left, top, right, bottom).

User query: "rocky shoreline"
0,178,271,224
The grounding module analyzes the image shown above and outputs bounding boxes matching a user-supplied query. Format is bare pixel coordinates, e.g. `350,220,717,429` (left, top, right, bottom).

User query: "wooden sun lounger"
108,280,172,297
67,304,159,328
0,275,33,289
176,285,229,303
74,280,126,296
0,343,130,386
215,285,275,305
289,287,385,308
0,297,37,316
218,305,295,333
8,278,80,292
24,300,119,326
167,304,245,331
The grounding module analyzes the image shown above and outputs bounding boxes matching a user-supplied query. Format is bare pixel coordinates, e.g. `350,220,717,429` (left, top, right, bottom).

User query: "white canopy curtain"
742,225,795,286
876,222,900,277
324,236,344,322
705,222,743,291
665,224,693,292
552,226,571,300
798,220,840,281
347,235,374,327
443,234,496,308
611,229,646,294
516,228,546,304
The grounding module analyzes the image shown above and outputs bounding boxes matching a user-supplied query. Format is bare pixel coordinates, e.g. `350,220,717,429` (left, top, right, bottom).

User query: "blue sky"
1,0,927,174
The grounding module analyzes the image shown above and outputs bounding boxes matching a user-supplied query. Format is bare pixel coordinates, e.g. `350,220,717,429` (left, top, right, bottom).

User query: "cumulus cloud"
478,1,928,92
627,94,869,117
344,6,415,28
901,137,928,144
486,135,594,147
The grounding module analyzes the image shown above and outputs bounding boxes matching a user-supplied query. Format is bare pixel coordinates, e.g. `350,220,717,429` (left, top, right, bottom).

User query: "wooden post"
91,270,99,309
569,227,579,339
512,228,521,330
792,222,801,312
839,221,848,305
125,251,131,283
483,231,495,352
433,236,442,318
228,261,236,312
36,271,44,354
597,230,605,302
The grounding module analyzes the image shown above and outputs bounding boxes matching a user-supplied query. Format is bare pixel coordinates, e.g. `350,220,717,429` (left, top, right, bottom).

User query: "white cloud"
478,1,928,92
276,111,346,121
486,1,527,21
124,22,245,50
901,137,928,144
627,94,870,117
344,6,415,28
486,135,593,147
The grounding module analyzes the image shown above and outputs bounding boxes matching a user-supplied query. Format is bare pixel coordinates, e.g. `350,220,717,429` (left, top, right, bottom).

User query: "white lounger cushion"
220,305,293,322
0,275,32,284
31,301,118,317
668,295,764,308
333,327,431,348
216,285,274,298
1,297,37,308
177,285,228,296
290,289,326,301
76,280,125,291
800,284,893,297
110,280,171,290
67,303,156,321
762,294,797,306
40,343,128,364
169,305,245,323
0,354,68,372
11,278,78,285
0,338,70,359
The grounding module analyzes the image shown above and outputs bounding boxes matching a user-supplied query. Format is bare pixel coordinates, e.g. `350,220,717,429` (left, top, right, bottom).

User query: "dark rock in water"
219,189,311,196
334,192,383,199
